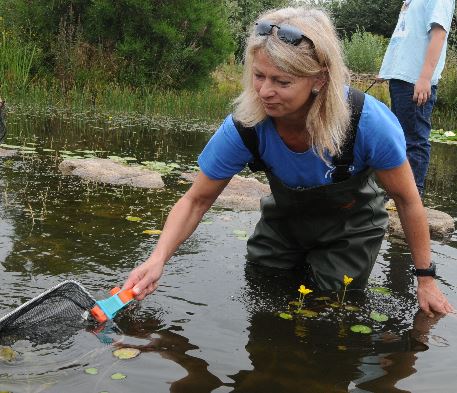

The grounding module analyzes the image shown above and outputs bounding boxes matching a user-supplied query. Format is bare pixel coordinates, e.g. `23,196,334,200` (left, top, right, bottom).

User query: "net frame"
0,280,97,334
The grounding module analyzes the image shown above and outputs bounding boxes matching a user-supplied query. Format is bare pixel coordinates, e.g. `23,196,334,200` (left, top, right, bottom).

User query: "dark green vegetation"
0,0,456,124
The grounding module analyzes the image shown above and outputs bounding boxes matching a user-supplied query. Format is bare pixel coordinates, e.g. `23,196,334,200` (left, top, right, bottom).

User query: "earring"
312,87,320,95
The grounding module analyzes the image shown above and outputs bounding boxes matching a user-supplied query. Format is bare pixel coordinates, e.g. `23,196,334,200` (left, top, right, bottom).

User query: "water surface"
1,109,457,393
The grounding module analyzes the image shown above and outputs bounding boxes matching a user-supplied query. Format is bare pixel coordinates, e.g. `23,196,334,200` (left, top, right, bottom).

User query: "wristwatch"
412,262,436,277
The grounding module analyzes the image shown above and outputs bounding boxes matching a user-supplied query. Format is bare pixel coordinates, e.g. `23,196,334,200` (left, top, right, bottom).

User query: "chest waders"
234,88,388,291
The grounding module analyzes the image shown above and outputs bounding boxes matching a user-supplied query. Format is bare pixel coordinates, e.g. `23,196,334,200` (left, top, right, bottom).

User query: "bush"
342,29,388,74
435,48,457,109
0,0,234,90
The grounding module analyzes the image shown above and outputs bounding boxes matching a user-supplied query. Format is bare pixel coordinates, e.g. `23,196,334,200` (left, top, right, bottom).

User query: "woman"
123,7,452,316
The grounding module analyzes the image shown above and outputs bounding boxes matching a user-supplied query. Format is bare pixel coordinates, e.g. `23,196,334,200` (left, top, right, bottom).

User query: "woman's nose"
258,80,275,98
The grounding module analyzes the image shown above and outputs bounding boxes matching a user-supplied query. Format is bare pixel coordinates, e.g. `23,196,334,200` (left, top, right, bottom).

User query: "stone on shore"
0,148,16,157
181,172,270,211
387,207,454,240
59,158,164,188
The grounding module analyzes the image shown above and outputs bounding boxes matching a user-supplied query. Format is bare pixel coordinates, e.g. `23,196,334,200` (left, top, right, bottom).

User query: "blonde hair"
233,7,351,160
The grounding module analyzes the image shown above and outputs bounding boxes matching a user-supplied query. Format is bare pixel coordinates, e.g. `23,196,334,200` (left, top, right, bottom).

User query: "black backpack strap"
233,119,269,172
331,87,365,183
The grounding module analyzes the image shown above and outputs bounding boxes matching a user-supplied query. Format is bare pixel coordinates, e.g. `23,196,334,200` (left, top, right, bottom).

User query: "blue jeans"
389,79,437,197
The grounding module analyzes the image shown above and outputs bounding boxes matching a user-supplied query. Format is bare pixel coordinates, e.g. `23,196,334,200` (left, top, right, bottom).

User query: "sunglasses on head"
255,20,314,47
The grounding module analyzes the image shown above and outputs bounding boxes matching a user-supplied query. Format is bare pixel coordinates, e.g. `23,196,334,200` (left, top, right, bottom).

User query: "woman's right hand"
122,259,165,300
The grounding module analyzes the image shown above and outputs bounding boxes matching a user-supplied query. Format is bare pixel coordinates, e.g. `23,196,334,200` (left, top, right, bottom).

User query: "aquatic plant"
340,275,353,305
298,284,313,310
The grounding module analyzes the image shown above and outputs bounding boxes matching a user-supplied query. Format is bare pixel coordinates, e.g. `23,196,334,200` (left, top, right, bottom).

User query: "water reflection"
230,265,442,393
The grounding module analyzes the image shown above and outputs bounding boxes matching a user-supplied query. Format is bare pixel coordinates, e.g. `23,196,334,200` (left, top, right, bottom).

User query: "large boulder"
387,207,454,240
0,148,16,157
181,172,270,211
59,158,164,188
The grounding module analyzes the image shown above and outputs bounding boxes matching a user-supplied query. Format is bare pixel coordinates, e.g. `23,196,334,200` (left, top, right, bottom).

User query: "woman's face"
252,49,321,121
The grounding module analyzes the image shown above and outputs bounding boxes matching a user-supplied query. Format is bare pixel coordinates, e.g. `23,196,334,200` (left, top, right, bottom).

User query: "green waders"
246,169,388,290
235,87,389,291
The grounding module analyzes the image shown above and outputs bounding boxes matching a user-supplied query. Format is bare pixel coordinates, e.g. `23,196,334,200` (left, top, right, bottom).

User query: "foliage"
342,29,388,73
225,0,290,60
436,48,457,109
328,0,403,37
0,0,234,89
0,20,38,90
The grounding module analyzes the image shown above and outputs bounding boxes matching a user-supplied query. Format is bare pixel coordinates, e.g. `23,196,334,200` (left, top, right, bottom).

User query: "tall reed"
0,28,37,90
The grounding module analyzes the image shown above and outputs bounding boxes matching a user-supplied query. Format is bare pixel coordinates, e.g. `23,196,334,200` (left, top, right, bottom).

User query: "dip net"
0,280,97,344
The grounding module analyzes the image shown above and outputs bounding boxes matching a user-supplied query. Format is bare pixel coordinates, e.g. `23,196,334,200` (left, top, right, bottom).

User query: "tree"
0,0,234,89
225,0,290,60
327,0,404,38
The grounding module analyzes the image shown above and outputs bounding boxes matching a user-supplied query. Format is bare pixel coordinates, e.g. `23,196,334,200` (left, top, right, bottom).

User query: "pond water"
1,110,457,393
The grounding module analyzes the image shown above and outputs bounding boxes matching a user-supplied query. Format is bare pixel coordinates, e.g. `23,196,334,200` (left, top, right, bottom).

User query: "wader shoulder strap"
331,87,365,183
233,86,365,177
233,119,269,172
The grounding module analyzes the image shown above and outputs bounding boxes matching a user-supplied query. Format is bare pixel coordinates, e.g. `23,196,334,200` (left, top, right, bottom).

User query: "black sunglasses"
255,20,314,47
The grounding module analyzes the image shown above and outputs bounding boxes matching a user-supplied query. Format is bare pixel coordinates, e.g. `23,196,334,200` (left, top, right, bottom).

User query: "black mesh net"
0,281,97,344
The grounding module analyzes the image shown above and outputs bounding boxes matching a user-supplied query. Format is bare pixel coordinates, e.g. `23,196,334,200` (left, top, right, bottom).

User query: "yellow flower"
343,275,353,286
298,285,313,296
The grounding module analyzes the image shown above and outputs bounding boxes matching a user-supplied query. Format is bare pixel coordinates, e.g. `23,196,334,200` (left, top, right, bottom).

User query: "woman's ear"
314,69,328,90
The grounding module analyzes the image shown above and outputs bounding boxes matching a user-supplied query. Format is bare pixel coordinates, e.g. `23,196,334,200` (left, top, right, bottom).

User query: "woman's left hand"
417,277,454,317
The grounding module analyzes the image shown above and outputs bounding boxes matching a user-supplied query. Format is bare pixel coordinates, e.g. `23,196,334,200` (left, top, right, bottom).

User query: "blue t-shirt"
198,94,406,189
379,0,455,85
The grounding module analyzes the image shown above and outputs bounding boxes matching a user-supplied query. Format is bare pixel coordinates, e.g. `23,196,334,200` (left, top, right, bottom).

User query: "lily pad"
126,216,142,222
141,161,179,175
233,229,247,236
113,348,140,360
143,229,162,235
84,367,98,375
111,372,127,380
370,311,389,322
279,312,293,320
344,305,360,312
289,300,302,307
369,287,392,296
295,309,318,318
350,325,372,334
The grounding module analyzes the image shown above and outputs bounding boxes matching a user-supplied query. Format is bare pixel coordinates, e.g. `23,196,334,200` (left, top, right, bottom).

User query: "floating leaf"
337,345,347,351
0,346,17,361
369,287,392,296
295,309,318,318
111,372,126,380
315,296,331,301
289,300,302,307
233,229,247,236
279,312,293,320
141,161,179,175
126,216,142,222
113,348,140,360
370,311,389,322
344,305,360,312
20,150,38,154
142,229,162,235
329,302,341,308
84,367,98,375
350,325,372,334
